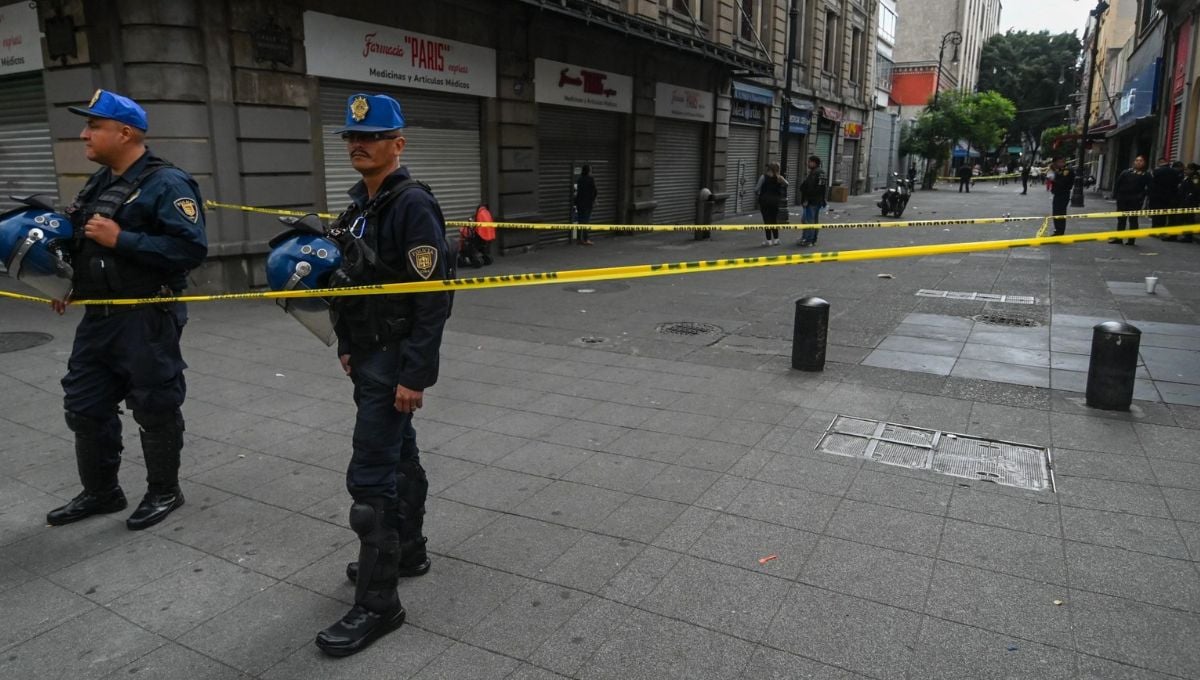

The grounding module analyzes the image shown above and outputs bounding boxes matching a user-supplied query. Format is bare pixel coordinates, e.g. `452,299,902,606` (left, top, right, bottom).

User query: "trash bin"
695,187,715,240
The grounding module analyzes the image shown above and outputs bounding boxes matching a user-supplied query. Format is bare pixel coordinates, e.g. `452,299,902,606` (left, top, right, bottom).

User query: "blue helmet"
0,204,75,300
266,215,342,346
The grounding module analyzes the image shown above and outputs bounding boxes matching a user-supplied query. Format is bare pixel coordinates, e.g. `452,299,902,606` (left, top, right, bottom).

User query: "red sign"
820,106,843,121
843,122,863,139
1173,18,1192,97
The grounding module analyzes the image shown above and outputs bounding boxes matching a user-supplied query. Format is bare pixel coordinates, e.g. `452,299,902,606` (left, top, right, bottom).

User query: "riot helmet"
0,199,75,300
266,215,342,346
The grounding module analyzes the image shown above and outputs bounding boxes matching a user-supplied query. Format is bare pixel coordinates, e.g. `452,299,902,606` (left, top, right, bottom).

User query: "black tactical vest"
65,154,179,298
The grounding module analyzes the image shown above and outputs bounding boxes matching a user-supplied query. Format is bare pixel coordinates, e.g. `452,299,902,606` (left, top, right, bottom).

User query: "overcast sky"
1000,0,1094,36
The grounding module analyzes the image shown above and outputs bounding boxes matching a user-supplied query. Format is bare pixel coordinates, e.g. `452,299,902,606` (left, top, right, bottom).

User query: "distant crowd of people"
1108,155,1199,244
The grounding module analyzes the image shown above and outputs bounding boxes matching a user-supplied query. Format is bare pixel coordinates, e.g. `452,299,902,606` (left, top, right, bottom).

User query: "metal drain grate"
575,336,609,345
0,332,53,354
816,415,1054,491
917,290,1039,305
973,312,1042,328
657,322,723,336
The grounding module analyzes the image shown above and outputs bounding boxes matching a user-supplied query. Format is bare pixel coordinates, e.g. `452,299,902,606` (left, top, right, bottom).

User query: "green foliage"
977,30,1083,157
1041,124,1078,159
900,90,1016,162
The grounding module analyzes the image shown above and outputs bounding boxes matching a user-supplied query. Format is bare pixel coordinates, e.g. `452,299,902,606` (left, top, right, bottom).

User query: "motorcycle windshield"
277,296,336,347
7,240,74,300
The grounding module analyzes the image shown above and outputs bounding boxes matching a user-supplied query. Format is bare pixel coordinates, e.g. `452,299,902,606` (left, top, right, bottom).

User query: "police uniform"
1050,164,1075,236
47,90,207,531
1111,166,1151,245
313,94,451,658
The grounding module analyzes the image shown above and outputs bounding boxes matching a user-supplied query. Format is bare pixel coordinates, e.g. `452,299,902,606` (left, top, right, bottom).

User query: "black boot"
49,412,126,525
318,498,405,657
126,411,186,530
346,459,430,583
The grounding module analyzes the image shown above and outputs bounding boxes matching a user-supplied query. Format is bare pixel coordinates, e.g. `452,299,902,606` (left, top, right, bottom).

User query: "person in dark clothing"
1049,156,1075,236
574,165,597,245
798,155,828,247
1149,157,1182,229
1110,155,1151,245
755,162,788,246
957,163,973,193
907,163,917,185
1166,162,1200,242
1020,164,1031,195
47,89,207,532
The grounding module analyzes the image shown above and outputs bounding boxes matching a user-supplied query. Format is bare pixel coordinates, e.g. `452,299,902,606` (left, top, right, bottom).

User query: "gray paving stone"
1051,413,1146,455
599,544,684,606
1052,447,1159,485
447,514,584,578
966,402,1052,444
1070,589,1200,677
960,343,1051,367
239,463,345,511
1147,457,1200,492
1066,541,1200,612
281,540,356,603
6,513,142,575
947,486,1061,537
507,664,573,680
107,642,252,680
419,452,485,496
495,440,595,480
723,480,842,532
154,495,293,553
397,558,525,639
421,497,503,552
593,494,689,544
753,452,859,497
887,394,974,432
705,418,775,446
439,467,552,512
891,321,973,342
512,480,631,531
543,419,630,450
952,358,1050,388
217,512,350,579
49,533,207,604
1156,380,1200,407
687,513,819,580
0,577,95,652
1056,476,1173,518
1061,506,1192,559
878,335,964,358
528,598,635,677
638,464,722,503
640,554,790,639
939,520,1067,585
539,533,646,593
925,560,1074,648
906,616,1074,680
409,641,521,679
562,452,665,494
967,327,1050,350
1135,422,1200,461
823,498,944,557
0,606,163,680
804,535,935,610
1179,520,1200,562
579,607,755,680
463,580,592,661
107,555,275,639
736,646,864,679
431,429,531,465
817,383,903,420
761,583,922,680
845,468,953,515
1075,654,1180,680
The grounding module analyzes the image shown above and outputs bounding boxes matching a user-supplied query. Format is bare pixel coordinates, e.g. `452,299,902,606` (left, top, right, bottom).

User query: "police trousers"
347,344,422,501
1051,194,1071,235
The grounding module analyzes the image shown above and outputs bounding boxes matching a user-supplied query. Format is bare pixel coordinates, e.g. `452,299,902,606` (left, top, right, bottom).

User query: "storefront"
534,58,629,242
784,102,812,205
0,2,55,212
303,11,495,219
652,82,712,223
813,108,840,191
725,82,771,214
841,120,863,194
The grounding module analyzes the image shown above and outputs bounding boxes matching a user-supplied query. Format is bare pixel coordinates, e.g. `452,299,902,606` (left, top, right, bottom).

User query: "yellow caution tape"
4,224,1194,307
937,173,1023,181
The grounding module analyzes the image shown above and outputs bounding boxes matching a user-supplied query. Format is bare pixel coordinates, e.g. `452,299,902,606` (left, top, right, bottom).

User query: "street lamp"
1071,0,1110,208
932,31,962,108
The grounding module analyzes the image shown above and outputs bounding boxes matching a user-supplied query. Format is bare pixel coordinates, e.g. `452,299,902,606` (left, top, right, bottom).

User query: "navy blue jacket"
334,166,451,391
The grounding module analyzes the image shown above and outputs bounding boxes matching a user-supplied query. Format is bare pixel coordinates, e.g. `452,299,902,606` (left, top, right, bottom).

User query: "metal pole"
1071,2,1108,208
780,0,800,179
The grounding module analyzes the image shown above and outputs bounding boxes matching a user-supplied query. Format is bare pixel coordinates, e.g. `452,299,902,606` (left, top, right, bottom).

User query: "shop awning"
732,81,775,105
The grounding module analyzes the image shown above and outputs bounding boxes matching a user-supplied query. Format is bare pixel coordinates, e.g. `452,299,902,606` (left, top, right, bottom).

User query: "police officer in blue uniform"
1049,155,1075,236
313,94,451,657
46,90,207,530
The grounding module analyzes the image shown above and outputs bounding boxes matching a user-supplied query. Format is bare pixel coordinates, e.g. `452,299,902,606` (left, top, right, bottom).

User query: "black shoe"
1125,240,1136,245
126,490,184,530
47,488,127,526
315,603,405,657
1108,238,1122,244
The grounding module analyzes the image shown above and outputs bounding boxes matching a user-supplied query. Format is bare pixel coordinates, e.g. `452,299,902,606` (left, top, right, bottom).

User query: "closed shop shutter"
0,73,57,212
813,132,833,198
1170,100,1184,160
840,138,859,192
868,112,895,191
537,105,621,243
724,124,761,214
319,82,483,221
652,119,704,223
785,133,805,205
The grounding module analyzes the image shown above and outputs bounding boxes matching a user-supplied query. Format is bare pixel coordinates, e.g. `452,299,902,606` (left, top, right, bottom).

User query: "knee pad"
133,409,184,433
349,501,379,538
349,499,399,539
64,410,106,435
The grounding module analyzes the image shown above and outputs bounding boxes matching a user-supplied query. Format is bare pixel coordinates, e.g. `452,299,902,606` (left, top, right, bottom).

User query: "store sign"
787,109,811,134
820,106,843,122
0,1,44,75
535,58,631,113
302,11,496,98
731,100,765,125
843,122,863,139
655,82,713,122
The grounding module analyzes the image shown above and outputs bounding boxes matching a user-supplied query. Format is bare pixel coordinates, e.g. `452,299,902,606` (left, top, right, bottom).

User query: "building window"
792,0,809,64
740,0,755,40
875,52,893,91
671,0,706,17
1137,0,1157,33
823,10,838,73
850,27,863,84
878,5,896,43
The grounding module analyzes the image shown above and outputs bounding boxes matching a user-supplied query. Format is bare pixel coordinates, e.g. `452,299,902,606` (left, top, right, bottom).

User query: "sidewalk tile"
754,453,859,496
1052,448,1158,484
217,512,349,579
1056,476,1173,518
687,514,819,580
595,495,688,544
736,646,865,679
906,617,1074,680
432,429,530,465
447,514,583,578
802,536,934,610
761,584,921,680
464,581,592,660
948,486,1061,537
1071,589,1200,677
495,441,594,479
725,480,842,532
967,402,1052,443
639,464,722,503
512,480,630,531
528,598,635,677
1051,414,1144,455
261,625,452,680
0,577,94,651
0,606,162,680
939,520,1066,585
49,533,206,604
1066,541,1200,612
540,533,646,593
1062,506,1190,559
1075,654,1179,680
925,561,1074,648
110,643,252,680
157,495,293,553
640,555,790,639
823,498,944,557
439,467,551,512
846,469,953,515
579,608,755,680
562,452,665,494
952,358,1049,388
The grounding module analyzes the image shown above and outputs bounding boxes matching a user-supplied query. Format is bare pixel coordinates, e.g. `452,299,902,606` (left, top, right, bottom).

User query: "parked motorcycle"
878,173,912,218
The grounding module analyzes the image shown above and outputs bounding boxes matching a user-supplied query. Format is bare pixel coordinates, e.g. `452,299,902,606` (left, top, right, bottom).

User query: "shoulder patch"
173,198,199,223
408,244,438,280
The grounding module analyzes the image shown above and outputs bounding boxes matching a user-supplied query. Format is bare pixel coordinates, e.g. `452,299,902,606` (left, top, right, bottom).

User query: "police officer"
1049,156,1074,236
46,90,207,530
313,94,451,657
1110,155,1151,245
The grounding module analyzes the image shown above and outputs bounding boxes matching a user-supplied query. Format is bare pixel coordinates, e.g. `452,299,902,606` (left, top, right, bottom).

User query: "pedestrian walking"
798,155,827,247
907,163,917,185
1049,156,1074,236
1149,157,1181,229
574,165,597,245
957,163,972,193
42,90,207,531
1020,163,1031,195
310,93,451,657
754,162,788,246
1110,155,1151,245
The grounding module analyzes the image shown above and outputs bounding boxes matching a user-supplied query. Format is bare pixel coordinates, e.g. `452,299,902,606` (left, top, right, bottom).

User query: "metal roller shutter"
813,132,833,196
537,106,621,242
868,113,895,191
652,119,704,224
724,124,761,214
320,82,482,220
785,133,805,205
0,73,57,212
840,139,858,192
1170,100,1184,160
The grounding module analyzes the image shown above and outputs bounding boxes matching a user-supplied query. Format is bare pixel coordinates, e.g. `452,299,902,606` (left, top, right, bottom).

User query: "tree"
1041,125,1078,160
900,90,1016,187
977,30,1083,161
962,90,1017,157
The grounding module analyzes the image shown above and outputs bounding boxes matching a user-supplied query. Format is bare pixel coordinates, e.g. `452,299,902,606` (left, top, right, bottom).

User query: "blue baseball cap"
68,89,148,131
333,94,405,134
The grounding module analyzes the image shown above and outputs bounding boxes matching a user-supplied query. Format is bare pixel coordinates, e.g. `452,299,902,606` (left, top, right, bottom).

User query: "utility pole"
779,0,800,180
1071,0,1109,208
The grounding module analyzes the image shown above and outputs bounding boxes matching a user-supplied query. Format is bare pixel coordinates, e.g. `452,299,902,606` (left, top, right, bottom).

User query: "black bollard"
1085,321,1141,411
792,297,829,371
